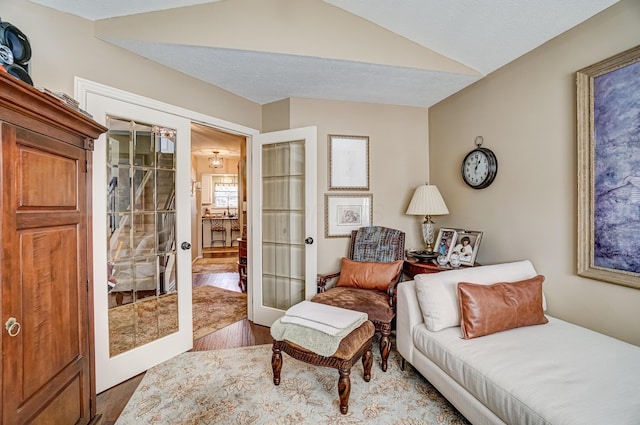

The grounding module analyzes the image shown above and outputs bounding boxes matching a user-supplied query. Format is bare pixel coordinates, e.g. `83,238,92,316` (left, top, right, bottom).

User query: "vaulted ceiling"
31,0,620,108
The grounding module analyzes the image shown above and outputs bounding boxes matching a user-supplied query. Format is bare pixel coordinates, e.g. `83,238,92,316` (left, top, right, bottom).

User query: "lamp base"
409,250,439,263
421,216,436,252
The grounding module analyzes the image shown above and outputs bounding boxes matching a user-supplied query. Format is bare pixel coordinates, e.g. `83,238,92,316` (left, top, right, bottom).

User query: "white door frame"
75,78,259,392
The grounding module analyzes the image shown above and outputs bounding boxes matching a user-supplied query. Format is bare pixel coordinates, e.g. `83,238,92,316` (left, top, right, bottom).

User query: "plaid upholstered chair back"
312,225,405,372
348,226,405,263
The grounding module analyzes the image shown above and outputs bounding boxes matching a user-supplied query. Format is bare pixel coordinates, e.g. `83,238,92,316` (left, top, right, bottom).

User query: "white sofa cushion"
415,260,542,331
412,317,640,425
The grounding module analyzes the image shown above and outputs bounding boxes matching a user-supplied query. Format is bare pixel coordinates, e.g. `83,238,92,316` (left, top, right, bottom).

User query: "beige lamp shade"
405,185,449,216
406,185,449,252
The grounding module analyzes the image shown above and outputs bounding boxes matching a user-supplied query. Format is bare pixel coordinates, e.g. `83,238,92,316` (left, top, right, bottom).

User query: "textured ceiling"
30,0,619,108
28,0,620,157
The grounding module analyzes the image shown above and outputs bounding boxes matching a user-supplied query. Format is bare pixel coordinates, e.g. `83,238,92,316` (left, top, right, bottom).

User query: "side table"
403,259,475,279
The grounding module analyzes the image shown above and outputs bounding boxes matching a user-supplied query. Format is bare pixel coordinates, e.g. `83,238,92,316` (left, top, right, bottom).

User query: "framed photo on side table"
435,228,458,260
451,230,483,266
325,194,372,238
328,135,369,191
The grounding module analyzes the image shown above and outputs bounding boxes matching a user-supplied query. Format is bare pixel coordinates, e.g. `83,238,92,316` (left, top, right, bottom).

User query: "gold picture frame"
328,135,369,191
324,194,372,238
577,45,640,290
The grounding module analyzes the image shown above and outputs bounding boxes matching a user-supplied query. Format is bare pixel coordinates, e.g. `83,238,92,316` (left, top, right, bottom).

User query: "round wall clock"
461,136,498,189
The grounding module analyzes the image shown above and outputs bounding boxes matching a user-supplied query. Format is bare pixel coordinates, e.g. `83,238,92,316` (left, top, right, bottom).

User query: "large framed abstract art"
577,45,640,289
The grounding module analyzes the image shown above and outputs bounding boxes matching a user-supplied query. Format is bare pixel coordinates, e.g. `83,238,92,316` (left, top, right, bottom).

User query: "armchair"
312,226,405,371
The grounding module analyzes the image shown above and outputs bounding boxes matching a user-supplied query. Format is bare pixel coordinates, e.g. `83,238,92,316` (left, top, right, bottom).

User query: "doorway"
190,122,248,305
76,77,259,392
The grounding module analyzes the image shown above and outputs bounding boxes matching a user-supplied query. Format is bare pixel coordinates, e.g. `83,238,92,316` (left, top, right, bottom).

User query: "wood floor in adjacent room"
96,272,271,425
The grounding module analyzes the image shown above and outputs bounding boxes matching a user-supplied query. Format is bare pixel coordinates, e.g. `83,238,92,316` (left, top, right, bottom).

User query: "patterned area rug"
192,285,247,339
115,345,469,424
192,257,238,274
109,286,247,356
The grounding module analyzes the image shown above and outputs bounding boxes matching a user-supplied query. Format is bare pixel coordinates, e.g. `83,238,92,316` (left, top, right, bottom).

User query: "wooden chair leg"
271,330,373,415
272,345,282,385
362,347,372,382
380,328,391,372
338,367,351,414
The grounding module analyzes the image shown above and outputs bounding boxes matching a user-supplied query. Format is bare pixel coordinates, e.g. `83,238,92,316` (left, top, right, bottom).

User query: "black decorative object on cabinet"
0,18,32,85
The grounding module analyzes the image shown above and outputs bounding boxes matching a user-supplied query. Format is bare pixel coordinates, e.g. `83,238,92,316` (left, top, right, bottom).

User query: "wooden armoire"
0,72,106,424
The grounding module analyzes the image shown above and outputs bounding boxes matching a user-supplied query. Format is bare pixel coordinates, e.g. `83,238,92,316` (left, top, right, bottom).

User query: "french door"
82,88,192,392
251,127,317,326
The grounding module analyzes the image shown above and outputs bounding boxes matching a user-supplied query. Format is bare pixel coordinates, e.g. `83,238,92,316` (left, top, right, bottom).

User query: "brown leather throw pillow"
336,257,403,291
457,275,548,339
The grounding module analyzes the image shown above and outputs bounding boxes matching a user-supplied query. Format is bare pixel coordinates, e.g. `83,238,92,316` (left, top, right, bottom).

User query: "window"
204,174,238,209
214,182,238,208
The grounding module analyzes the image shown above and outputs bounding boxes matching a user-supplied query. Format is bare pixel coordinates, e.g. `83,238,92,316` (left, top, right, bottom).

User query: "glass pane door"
262,141,306,309
83,87,192,393
251,126,317,326
106,118,178,356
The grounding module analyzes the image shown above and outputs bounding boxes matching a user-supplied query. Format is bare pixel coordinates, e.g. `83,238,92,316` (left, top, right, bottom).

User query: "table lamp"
406,184,449,252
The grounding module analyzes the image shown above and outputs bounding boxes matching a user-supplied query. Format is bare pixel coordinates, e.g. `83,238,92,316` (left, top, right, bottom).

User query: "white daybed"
396,260,640,425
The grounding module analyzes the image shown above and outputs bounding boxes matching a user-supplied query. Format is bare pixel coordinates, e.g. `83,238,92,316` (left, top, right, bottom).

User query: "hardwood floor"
95,271,271,425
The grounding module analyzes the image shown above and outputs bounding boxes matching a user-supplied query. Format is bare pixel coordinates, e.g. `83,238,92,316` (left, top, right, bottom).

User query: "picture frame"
577,45,640,290
450,229,483,267
325,194,372,238
435,228,458,260
328,135,369,191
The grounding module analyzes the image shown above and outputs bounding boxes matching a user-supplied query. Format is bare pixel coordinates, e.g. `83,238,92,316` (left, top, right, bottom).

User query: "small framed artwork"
325,194,372,238
435,228,458,260
328,135,369,191
451,230,483,266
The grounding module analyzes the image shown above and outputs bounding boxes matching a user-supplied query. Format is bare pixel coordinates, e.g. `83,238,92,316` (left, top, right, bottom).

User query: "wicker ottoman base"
271,321,375,414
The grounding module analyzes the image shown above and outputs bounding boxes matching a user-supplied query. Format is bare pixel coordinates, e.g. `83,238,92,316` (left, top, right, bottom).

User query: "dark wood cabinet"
0,73,106,424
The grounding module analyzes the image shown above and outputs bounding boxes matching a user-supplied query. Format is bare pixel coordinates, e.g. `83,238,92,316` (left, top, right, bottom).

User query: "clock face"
461,148,497,189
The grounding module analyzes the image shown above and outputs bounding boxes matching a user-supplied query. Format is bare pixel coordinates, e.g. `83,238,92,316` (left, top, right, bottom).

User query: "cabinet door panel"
2,123,91,425
19,147,78,208
21,226,80,395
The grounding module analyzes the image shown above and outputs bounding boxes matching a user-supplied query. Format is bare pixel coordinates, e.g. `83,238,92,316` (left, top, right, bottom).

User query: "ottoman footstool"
272,320,375,414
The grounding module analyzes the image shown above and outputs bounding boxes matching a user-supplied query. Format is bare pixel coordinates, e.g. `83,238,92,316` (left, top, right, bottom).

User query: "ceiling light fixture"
208,151,224,168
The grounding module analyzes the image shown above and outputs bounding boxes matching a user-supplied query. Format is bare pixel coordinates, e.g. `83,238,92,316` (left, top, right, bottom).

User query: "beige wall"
8,0,640,345
5,0,261,129
287,98,430,274
7,0,430,282
430,0,640,346
262,99,292,132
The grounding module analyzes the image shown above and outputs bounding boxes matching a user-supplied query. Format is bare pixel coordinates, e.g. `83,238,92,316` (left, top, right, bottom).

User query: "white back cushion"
415,260,544,331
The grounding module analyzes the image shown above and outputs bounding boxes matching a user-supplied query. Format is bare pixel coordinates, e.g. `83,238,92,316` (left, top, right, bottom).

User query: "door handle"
181,242,191,250
305,237,314,245
5,317,20,337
